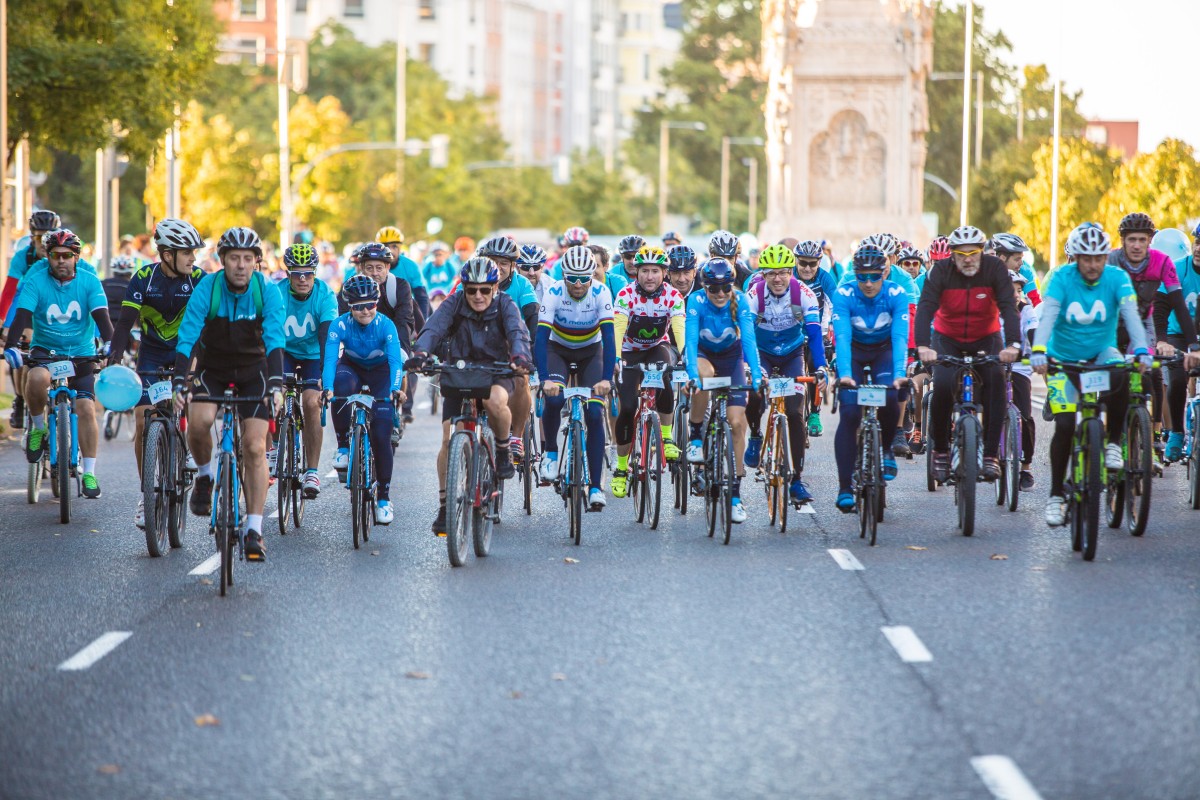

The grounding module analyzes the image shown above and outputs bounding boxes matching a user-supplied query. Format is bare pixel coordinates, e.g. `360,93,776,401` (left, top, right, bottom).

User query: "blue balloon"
1150,228,1190,263
95,364,143,412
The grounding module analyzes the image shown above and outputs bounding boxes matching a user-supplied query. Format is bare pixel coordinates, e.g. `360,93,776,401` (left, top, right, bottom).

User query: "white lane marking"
797,504,816,514
58,632,133,671
188,553,221,576
325,469,338,478
415,401,431,411
828,549,864,570
881,626,933,663
971,755,1043,800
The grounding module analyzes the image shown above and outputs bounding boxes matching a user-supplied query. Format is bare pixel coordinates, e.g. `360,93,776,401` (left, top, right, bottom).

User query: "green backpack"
207,271,265,320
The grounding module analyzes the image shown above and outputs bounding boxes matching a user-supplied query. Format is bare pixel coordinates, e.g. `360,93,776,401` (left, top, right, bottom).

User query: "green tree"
1096,138,1200,235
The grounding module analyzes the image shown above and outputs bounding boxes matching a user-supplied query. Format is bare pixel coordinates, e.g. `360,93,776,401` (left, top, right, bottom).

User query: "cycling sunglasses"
952,247,983,257
706,283,734,294
464,286,494,297
795,259,820,269
517,264,543,272
855,272,885,283
899,260,921,269
288,270,316,278
349,301,378,311
564,275,591,285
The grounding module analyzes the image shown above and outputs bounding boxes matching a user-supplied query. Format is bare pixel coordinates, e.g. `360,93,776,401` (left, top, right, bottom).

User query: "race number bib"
767,377,796,397
641,368,664,389
858,386,887,407
701,376,731,390
147,381,173,406
48,360,75,379
1080,370,1111,394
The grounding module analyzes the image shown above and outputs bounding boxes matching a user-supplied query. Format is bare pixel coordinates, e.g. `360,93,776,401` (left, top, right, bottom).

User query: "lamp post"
720,136,764,230
658,120,706,235
277,0,293,247
959,0,974,226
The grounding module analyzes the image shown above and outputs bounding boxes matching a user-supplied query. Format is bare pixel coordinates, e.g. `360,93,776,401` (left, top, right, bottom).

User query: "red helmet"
927,236,951,261
42,229,82,254
563,226,589,246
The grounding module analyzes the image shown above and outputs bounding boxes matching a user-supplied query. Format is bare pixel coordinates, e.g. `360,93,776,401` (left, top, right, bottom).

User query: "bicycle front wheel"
631,415,647,524
444,431,474,566
1081,417,1103,561
277,416,294,536
1005,407,1021,512
1124,405,1152,537
720,424,734,545
705,430,718,539
647,422,663,530
522,416,534,515
168,431,188,548
349,426,367,550
143,420,170,557
291,421,307,528
569,421,584,545
472,432,496,557
774,413,792,533
217,452,235,596
860,423,880,546
957,417,978,537
1190,408,1200,510
923,393,937,492
56,399,71,524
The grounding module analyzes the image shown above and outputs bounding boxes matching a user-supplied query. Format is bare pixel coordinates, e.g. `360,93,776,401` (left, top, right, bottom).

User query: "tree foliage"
1096,139,1200,236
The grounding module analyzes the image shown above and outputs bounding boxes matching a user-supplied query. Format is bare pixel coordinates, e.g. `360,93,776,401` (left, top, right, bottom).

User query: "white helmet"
990,232,1029,254
947,225,987,248
1065,224,1112,257
559,245,595,279
154,218,204,251
863,232,898,256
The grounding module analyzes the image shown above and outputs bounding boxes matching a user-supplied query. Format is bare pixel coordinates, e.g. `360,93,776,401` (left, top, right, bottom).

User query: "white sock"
246,514,263,532
31,414,45,429
82,457,97,474
198,461,214,479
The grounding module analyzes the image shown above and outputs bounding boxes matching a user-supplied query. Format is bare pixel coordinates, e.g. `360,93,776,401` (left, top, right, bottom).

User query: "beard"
958,264,980,277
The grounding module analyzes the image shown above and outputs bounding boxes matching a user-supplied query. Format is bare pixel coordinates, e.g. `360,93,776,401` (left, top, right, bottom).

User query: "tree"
1096,139,1200,235
1005,138,1120,267
7,0,219,160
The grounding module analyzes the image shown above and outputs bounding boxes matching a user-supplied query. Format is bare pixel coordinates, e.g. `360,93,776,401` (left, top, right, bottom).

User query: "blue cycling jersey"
684,289,760,383
122,263,205,356
840,264,919,304
5,257,97,329
17,267,107,357
422,258,457,294
274,278,338,360
830,281,910,379
174,271,286,364
1160,256,1200,336
1039,264,1140,362
322,312,404,394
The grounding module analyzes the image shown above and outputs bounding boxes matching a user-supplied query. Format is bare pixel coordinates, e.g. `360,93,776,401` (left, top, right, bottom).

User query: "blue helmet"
460,256,500,284
667,244,697,271
341,273,381,304
701,258,736,286
1192,221,1200,240
852,245,888,271
355,241,394,265
792,240,823,261
516,243,548,268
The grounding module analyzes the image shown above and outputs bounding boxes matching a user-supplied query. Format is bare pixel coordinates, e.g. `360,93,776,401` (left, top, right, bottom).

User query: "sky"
978,0,1199,152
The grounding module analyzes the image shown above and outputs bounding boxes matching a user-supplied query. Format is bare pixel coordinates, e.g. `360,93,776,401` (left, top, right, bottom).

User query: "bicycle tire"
473,431,495,557
672,402,689,514
1082,417,1103,561
1005,408,1021,512
143,420,170,557
217,452,234,597
569,421,584,545
632,414,647,524
360,429,373,544
763,413,778,528
350,426,366,550
444,431,473,566
1125,405,1152,537
958,416,978,537
522,416,534,515
291,421,306,528
705,427,718,538
168,430,187,548
27,456,41,504
923,393,937,492
277,416,294,536
856,426,869,540
866,422,880,546
56,397,71,524
1105,470,1125,529
775,413,793,533
720,423,734,545
1190,409,1200,510
647,422,662,530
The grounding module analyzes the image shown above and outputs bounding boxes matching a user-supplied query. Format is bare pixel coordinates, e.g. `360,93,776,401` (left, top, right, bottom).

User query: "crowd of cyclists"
2,208,1199,563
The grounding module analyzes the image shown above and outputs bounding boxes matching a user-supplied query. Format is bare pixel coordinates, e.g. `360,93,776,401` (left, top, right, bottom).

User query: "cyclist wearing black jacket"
336,243,414,354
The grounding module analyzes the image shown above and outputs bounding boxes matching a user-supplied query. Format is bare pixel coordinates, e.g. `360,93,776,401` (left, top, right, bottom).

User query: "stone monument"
759,0,933,256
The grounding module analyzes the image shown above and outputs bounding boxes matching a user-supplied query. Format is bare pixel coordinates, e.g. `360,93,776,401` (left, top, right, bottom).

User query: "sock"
306,468,318,475
198,461,215,479
689,422,703,441
82,457,96,474
661,424,674,442
246,514,263,532
617,454,628,471
732,477,742,498
31,414,45,429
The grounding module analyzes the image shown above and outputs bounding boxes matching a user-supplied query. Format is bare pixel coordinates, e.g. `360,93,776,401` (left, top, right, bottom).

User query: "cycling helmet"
216,226,262,257
460,256,500,284
1065,224,1112,257
662,230,680,243
376,225,404,244
283,243,319,270
341,273,381,304
617,234,646,255
1008,270,1029,287
1192,222,1200,239
758,244,796,272
708,229,740,258
559,245,596,278
896,245,926,264
563,226,589,246
863,232,898,257
356,241,395,265
927,236,951,261
990,232,1029,254
109,255,138,275
852,245,888,271
701,258,736,286
454,236,475,252
792,240,823,261
154,218,204,251
666,244,697,271
516,243,549,268
42,229,82,254
947,225,987,248
1118,212,1156,237
633,246,668,267
29,209,61,232
478,235,519,260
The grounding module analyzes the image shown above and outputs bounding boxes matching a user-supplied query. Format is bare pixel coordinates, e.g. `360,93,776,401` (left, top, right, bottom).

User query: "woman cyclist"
792,239,837,436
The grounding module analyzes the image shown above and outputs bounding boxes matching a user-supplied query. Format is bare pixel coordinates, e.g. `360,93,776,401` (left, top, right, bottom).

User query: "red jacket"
914,255,1021,347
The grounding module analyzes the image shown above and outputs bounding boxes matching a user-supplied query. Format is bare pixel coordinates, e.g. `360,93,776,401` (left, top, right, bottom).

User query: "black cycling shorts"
441,377,514,422
191,361,271,421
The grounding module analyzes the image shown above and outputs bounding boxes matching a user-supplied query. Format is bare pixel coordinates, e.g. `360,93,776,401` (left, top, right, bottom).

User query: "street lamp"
720,136,763,230
658,120,706,235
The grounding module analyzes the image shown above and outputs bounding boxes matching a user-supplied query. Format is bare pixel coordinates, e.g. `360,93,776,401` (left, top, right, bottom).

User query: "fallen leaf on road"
371,550,380,556
990,554,1008,560
551,673,566,681
405,671,431,680
905,546,927,551
239,674,255,682
563,557,579,564
194,714,220,727
199,578,213,585
509,690,523,699
90,530,99,533
97,764,120,775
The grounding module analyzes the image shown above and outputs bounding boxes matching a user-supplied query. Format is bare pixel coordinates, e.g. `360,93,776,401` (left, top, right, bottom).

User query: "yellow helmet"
633,246,668,266
376,226,404,245
758,244,796,272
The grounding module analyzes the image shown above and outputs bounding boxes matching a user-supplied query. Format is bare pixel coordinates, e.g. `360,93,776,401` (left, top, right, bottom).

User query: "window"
344,0,363,18
295,0,308,11
419,0,436,19
418,42,435,65
233,0,263,19
218,36,266,66
468,45,476,77
643,54,650,81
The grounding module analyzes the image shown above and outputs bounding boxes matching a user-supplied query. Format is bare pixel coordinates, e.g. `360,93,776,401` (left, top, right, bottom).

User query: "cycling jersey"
1158,256,1200,336
175,271,286,371
4,258,97,329
118,263,205,357
274,277,338,361
683,289,761,383
422,258,457,295
1034,264,1145,362
839,263,919,304
830,281,910,380
914,255,1021,348
0,243,40,318
612,283,685,353
799,267,838,323
1107,247,1180,319
746,277,824,360
16,267,108,357
101,276,129,322
322,312,404,394
537,280,614,348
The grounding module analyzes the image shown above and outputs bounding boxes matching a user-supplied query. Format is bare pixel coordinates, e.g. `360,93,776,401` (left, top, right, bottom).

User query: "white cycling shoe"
686,440,705,464
374,500,394,525
332,449,349,470
730,499,747,524
1104,443,1124,470
589,488,606,509
1044,496,1067,527
539,454,559,483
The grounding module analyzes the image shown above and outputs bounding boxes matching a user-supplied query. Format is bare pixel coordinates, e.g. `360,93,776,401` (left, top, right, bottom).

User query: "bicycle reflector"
95,365,143,411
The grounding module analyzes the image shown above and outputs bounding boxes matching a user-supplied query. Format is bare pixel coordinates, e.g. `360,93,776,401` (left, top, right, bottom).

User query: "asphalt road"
1,392,1198,800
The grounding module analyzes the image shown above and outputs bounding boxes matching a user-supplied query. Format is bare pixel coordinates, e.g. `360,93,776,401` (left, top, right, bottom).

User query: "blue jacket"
830,281,910,379
323,312,404,393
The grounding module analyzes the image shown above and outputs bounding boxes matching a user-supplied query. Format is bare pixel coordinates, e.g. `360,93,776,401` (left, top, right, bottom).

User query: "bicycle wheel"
27,455,42,504
522,416,534,515
923,393,937,492
217,453,235,597
775,414,793,533
56,399,71,524
568,421,584,545
142,420,170,557
277,416,294,536
1190,409,1200,510
856,428,869,539
1124,405,1152,537
720,424,735,545
472,434,495,557
350,426,366,550
632,416,647,524
705,430,718,538
1005,407,1021,512
359,435,373,544
647,422,663,530
291,422,306,528
1081,417,1103,561
957,416,978,537
763,414,779,528
167,431,187,548
865,423,880,546
1105,468,1125,529
444,431,473,566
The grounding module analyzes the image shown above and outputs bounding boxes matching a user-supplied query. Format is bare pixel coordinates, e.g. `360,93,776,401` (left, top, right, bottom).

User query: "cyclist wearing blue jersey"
830,245,911,513
535,246,616,509
377,225,429,317
792,239,837,436
323,275,406,524
684,258,761,523
2,210,62,429
516,243,552,303
4,230,114,499
1157,223,1200,461
275,243,338,497
666,244,700,299
107,218,205,527
615,235,647,283
707,230,753,288
422,241,457,297
588,244,629,297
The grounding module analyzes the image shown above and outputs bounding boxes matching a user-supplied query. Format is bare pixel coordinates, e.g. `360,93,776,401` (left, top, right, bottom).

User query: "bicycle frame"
343,393,376,489
558,386,592,491
210,392,244,542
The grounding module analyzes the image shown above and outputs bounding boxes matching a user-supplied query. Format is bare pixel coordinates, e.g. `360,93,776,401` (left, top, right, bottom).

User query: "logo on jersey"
852,312,891,332
699,326,736,346
1185,291,1198,314
284,313,316,338
1065,300,1107,325
888,286,906,298
46,301,82,325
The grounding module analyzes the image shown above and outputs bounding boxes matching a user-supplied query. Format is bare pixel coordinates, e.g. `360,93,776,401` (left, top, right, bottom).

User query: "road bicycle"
930,354,1000,537
694,375,753,545
670,367,691,514
756,372,817,532
519,373,541,515
140,367,193,556
624,360,670,531
994,364,1023,513
832,365,890,546
553,385,594,545
274,370,308,537
338,389,391,549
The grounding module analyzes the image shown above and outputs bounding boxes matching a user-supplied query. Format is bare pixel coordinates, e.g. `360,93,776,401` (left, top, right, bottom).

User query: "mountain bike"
1105,358,1166,536
931,354,999,537
831,365,890,546
140,368,193,556
994,364,1022,512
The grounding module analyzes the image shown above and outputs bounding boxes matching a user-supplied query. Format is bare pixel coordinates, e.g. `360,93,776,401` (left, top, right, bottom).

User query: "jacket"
914,255,1020,347
414,289,532,365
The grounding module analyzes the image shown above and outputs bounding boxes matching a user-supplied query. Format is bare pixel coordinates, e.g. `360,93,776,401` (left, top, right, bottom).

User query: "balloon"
1150,228,1190,263
95,364,143,412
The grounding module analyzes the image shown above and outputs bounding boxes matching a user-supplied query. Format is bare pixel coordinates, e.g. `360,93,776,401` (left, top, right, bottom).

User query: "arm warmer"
804,321,827,369
91,308,114,343
109,305,140,361
600,322,615,382
3,309,32,350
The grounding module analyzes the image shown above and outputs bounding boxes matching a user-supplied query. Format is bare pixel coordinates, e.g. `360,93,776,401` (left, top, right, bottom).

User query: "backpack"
207,271,265,320
753,276,806,320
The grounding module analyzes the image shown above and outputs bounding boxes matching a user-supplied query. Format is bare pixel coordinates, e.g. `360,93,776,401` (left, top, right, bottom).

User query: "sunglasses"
564,275,591,285
464,286,494,297
289,270,316,278
855,272,885,283
706,284,734,294
349,302,378,311
50,251,76,260
517,264,542,272
900,260,921,268
952,247,983,257
795,259,820,269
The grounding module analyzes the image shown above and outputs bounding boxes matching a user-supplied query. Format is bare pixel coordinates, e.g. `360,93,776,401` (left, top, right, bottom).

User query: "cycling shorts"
191,361,271,421
544,341,604,389
30,348,96,402
698,344,748,408
283,353,322,390
135,346,175,407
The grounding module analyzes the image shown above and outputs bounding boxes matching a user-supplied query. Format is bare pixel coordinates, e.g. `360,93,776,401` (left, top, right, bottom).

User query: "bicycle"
756,372,817,532
694,375,753,545
338,390,390,550
519,373,541,515
274,371,308,537
421,360,513,567
553,385,594,545
994,364,1023,513
140,367,193,557
831,365,890,546
1104,358,1164,537
1184,371,1200,509
624,360,670,531
670,367,691,515
930,354,999,538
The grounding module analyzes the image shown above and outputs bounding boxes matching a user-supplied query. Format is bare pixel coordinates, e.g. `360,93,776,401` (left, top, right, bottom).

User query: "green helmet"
283,243,318,270
757,244,796,272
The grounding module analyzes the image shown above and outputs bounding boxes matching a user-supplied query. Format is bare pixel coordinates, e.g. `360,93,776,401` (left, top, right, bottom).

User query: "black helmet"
618,234,647,256
852,245,888,271
29,210,61,232
341,274,381,304
1118,212,1156,237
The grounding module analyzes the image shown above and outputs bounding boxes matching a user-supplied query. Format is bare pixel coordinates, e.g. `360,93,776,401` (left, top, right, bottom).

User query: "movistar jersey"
389,253,427,289
839,264,919,304
322,312,404,394
747,278,822,356
830,281,910,379
684,289,761,381
1160,256,1200,336
274,277,338,360
4,257,97,329
17,267,107,357
1040,264,1136,362
122,263,205,356
538,280,614,347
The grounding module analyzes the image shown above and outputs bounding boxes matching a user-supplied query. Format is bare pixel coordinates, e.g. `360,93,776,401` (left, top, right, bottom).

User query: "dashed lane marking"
971,755,1043,800
58,632,132,671
881,625,933,663
828,549,864,570
188,553,221,576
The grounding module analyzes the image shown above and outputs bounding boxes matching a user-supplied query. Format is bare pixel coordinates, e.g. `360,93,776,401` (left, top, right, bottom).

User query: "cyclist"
990,233,1041,305
407,257,533,536
615,234,647,282
1008,270,1039,490
666,244,700,298
743,244,826,505
274,243,338,497
174,227,286,562
535,245,616,509
322,274,406,524
588,243,629,297
377,225,430,317
107,218,206,527
927,236,951,265
516,244,552,302
102,256,137,324
611,246,687,499
830,245,910,512
450,236,476,272
1030,224,1151,526
662,231,682,248
3,229,113,498
422,241,457,297
707,230,752,287
683,258,761,523
915,225,1022,484
793,239,837,436
0,209,60,323
1157,222,1200,461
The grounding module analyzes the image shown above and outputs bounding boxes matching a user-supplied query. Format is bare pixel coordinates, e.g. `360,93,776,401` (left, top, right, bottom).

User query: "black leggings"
1010,372,1035,464
1048,372,1129,496
615,345,674,445
1165,334,1189,433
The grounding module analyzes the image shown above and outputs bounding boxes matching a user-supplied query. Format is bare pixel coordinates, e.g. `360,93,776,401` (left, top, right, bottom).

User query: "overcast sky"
978,0,1198,153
